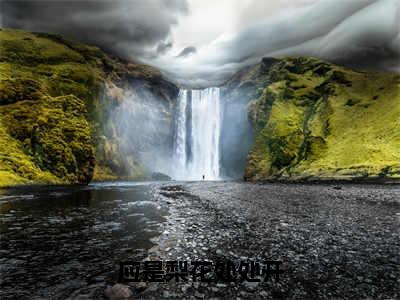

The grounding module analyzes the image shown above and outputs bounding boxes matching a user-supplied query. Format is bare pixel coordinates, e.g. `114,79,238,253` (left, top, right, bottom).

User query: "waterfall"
173,87,222,180
173,90,188,178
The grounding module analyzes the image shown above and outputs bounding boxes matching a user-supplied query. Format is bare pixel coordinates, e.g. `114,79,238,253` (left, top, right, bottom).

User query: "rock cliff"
224,57,400,180
0,29,178,187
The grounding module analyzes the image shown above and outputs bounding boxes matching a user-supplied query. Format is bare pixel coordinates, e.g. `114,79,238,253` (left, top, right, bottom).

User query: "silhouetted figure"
202,175,205,180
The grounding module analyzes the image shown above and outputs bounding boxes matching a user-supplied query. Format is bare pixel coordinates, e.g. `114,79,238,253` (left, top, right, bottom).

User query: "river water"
0,182,168,299
1,181,398,299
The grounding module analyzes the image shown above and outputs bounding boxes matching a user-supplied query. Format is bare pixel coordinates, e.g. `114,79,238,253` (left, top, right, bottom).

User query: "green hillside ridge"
0,94,93,185
1,28,399,186
0,28,177,187
234,57,400,180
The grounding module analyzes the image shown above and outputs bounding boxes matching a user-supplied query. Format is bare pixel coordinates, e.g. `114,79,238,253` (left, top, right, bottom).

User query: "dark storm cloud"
162,0,400,87
0,0,188,60
204,0,399,70
176,46,196,58
156,41,173,56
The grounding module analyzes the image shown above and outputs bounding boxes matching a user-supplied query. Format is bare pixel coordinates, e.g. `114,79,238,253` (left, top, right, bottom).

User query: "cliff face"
0,29,178,187
225,57,400,181
2,29,399,186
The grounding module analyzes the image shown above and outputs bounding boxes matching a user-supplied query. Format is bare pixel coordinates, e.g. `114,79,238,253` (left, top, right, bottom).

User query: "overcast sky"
1,0,399,86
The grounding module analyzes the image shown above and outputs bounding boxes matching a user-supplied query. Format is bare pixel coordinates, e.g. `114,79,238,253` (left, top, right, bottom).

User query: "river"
1,181,399,299
0,181,168,299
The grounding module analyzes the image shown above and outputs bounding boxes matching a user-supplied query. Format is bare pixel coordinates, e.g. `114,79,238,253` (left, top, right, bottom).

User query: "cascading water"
173,87,222,180
173,90,188,178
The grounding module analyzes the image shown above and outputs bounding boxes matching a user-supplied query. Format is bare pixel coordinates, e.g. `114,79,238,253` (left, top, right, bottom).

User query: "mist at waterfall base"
105,85,252,181
105,87,174,178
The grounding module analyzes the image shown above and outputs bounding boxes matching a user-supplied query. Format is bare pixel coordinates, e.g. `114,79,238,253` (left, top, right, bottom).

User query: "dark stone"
151,172,171,181
313,64,332,76
346,99,360,106
330,71,352,85
260,57,280,74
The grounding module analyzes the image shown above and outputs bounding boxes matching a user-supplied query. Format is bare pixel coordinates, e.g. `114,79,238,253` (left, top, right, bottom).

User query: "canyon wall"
223,57,400,180
1,29,399,186
0,29,178,187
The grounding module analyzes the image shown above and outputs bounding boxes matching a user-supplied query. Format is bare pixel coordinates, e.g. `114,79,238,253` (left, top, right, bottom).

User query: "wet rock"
194,291,205,298
105,284,133,299
163,290,180,298
242,281,259,291
92,276,106,282
145,283,160,293
259,290,269,297
151,172,171,181
181,284,190,293
129,281,148,292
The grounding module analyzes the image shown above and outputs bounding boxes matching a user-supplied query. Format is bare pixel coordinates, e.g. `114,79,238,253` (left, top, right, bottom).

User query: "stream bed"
0,181,399,299
0,181,168,299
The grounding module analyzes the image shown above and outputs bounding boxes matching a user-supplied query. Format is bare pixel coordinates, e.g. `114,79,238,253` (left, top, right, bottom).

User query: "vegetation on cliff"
232,57,400,180
0,28,177,187
2,28,398,185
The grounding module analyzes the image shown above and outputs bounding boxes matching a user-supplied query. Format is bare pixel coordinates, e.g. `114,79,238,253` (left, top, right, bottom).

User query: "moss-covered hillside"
227,57,400,181
0,28,177,187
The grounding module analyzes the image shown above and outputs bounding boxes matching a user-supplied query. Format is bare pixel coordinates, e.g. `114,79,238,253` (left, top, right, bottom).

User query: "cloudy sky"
1,0,399,86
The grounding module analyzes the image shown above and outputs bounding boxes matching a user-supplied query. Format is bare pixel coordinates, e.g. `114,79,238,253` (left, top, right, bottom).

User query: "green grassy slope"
0,114,60,186
239,57,400,180
0,28,177,187
0,29,100,186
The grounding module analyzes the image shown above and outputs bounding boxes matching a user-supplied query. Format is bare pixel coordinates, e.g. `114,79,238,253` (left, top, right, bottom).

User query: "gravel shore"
127,181,400,299
2,181,398,299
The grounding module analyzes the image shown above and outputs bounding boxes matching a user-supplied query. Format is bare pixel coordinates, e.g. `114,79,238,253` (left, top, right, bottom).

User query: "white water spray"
173,89,188,177
173,87,222,180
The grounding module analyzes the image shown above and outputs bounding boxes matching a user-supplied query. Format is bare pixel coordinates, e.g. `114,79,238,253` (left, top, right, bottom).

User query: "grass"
0,115,61,187
244,57,400,180
0,29,105,186
0,28,169,186
0,95,95,186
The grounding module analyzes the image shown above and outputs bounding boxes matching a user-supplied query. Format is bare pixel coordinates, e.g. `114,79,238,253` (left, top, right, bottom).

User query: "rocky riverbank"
107,181,400,299
1,181,398,299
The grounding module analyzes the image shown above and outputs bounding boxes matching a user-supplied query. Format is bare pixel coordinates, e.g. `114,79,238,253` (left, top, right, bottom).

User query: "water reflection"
0,182,167,299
